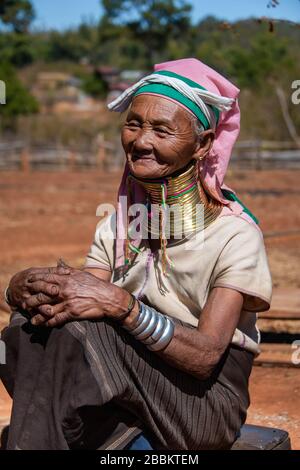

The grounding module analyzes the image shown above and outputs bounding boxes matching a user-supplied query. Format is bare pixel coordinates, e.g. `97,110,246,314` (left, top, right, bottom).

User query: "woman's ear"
192,129,215,161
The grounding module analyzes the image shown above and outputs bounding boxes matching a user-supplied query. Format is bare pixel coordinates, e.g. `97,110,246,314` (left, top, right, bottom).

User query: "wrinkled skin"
8,261,129,327
7,264,71,312
25,267,129,327
122,94,214,179
7,95,215,327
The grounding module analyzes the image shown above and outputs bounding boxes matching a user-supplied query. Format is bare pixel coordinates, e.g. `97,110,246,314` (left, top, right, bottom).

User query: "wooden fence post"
20,148,30,173
68,151,77,171
97,134,106,169
255,140,262,171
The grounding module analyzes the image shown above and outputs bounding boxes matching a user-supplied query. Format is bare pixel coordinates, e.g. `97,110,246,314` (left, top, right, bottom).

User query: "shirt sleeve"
213,219,272,312
84,214,115,271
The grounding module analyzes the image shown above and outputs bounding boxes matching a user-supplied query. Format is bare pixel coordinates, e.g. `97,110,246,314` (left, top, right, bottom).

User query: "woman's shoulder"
212,213,272,312
212,212,264,244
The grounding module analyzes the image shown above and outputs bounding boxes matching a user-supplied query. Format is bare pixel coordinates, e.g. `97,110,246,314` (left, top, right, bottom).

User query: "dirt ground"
248,366,300,449
0,167,299,448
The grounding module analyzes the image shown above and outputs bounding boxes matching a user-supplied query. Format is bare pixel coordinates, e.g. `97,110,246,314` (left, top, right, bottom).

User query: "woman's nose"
133,128,153,151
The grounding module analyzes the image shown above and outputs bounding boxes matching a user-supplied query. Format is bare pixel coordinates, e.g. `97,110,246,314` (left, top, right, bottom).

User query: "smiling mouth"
132,154,155,162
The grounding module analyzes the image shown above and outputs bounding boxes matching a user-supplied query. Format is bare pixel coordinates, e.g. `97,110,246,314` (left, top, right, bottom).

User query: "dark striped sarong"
0,312,253,450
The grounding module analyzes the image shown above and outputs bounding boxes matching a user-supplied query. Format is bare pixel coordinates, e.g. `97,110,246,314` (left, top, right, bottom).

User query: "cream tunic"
85,212,273,355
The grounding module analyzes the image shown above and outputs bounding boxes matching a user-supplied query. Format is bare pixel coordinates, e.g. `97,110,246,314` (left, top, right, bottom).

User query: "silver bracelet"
147,318,175,351
123,301,145,332
4,286,18,312
4,286,13,306
142,314,167,345
134,305,158,340
130,307,152,336
124,301,175,352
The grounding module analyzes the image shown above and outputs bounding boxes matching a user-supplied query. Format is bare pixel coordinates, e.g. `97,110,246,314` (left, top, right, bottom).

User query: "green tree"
227,32,292,88
80,72,108,98
0,1,35,66
0,61,38,129
101,0,192,65
0,32,35,66
0,0,35,33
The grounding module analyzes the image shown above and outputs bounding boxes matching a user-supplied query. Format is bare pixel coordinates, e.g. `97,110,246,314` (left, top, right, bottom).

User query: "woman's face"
121,94,212,179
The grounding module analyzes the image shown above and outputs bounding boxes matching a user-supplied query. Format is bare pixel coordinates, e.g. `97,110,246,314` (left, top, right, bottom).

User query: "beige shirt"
85,212,273,355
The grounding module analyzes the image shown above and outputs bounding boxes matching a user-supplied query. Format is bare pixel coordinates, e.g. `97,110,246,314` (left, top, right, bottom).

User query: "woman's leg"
0,312,141,450
1,312,253,450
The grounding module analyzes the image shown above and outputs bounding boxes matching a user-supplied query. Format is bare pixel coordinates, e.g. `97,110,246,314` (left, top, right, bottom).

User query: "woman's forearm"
116,293,224,380
153,325,225,380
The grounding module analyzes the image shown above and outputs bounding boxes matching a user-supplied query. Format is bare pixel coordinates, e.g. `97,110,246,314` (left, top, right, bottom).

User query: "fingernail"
31,318,37,325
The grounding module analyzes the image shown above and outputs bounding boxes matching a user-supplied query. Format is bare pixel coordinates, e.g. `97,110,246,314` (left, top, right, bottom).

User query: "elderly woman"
1,58,272,450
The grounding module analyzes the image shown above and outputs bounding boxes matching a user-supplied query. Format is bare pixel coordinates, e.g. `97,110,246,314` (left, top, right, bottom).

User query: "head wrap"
107,58,260,270
108,69,234,130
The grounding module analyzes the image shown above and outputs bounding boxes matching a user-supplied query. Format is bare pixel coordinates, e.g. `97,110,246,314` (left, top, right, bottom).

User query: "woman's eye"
154,127,168,134
126,121,140,128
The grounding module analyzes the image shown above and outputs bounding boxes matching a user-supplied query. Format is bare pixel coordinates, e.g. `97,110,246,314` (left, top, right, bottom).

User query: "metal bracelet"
4,287,10,305
130,306,152,336
4,286,19,312
117,293,137,321
122,301,144,332
4,286,14,306
142,312,167,344
147,318,175,351
123,301,175,351
134,307,159,340
142,314,167,345
150,314,167,342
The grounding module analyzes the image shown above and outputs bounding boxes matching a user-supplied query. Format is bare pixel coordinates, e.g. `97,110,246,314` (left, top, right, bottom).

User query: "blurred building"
95,66,146,103
32,72,101,114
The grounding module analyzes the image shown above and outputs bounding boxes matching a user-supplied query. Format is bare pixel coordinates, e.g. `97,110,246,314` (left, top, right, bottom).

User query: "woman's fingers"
27,281,60,296
7,266,70,312
25,266,71,278
43,302,71,327
31,303,64,326
44,266,71,275
31,314,48,326
25,292,55,309
31,303,66,326
45,311,70,328
27,273,68,285
36,303,57,318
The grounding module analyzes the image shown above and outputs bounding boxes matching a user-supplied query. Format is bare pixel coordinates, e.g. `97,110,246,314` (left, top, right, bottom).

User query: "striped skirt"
0,312,253,450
